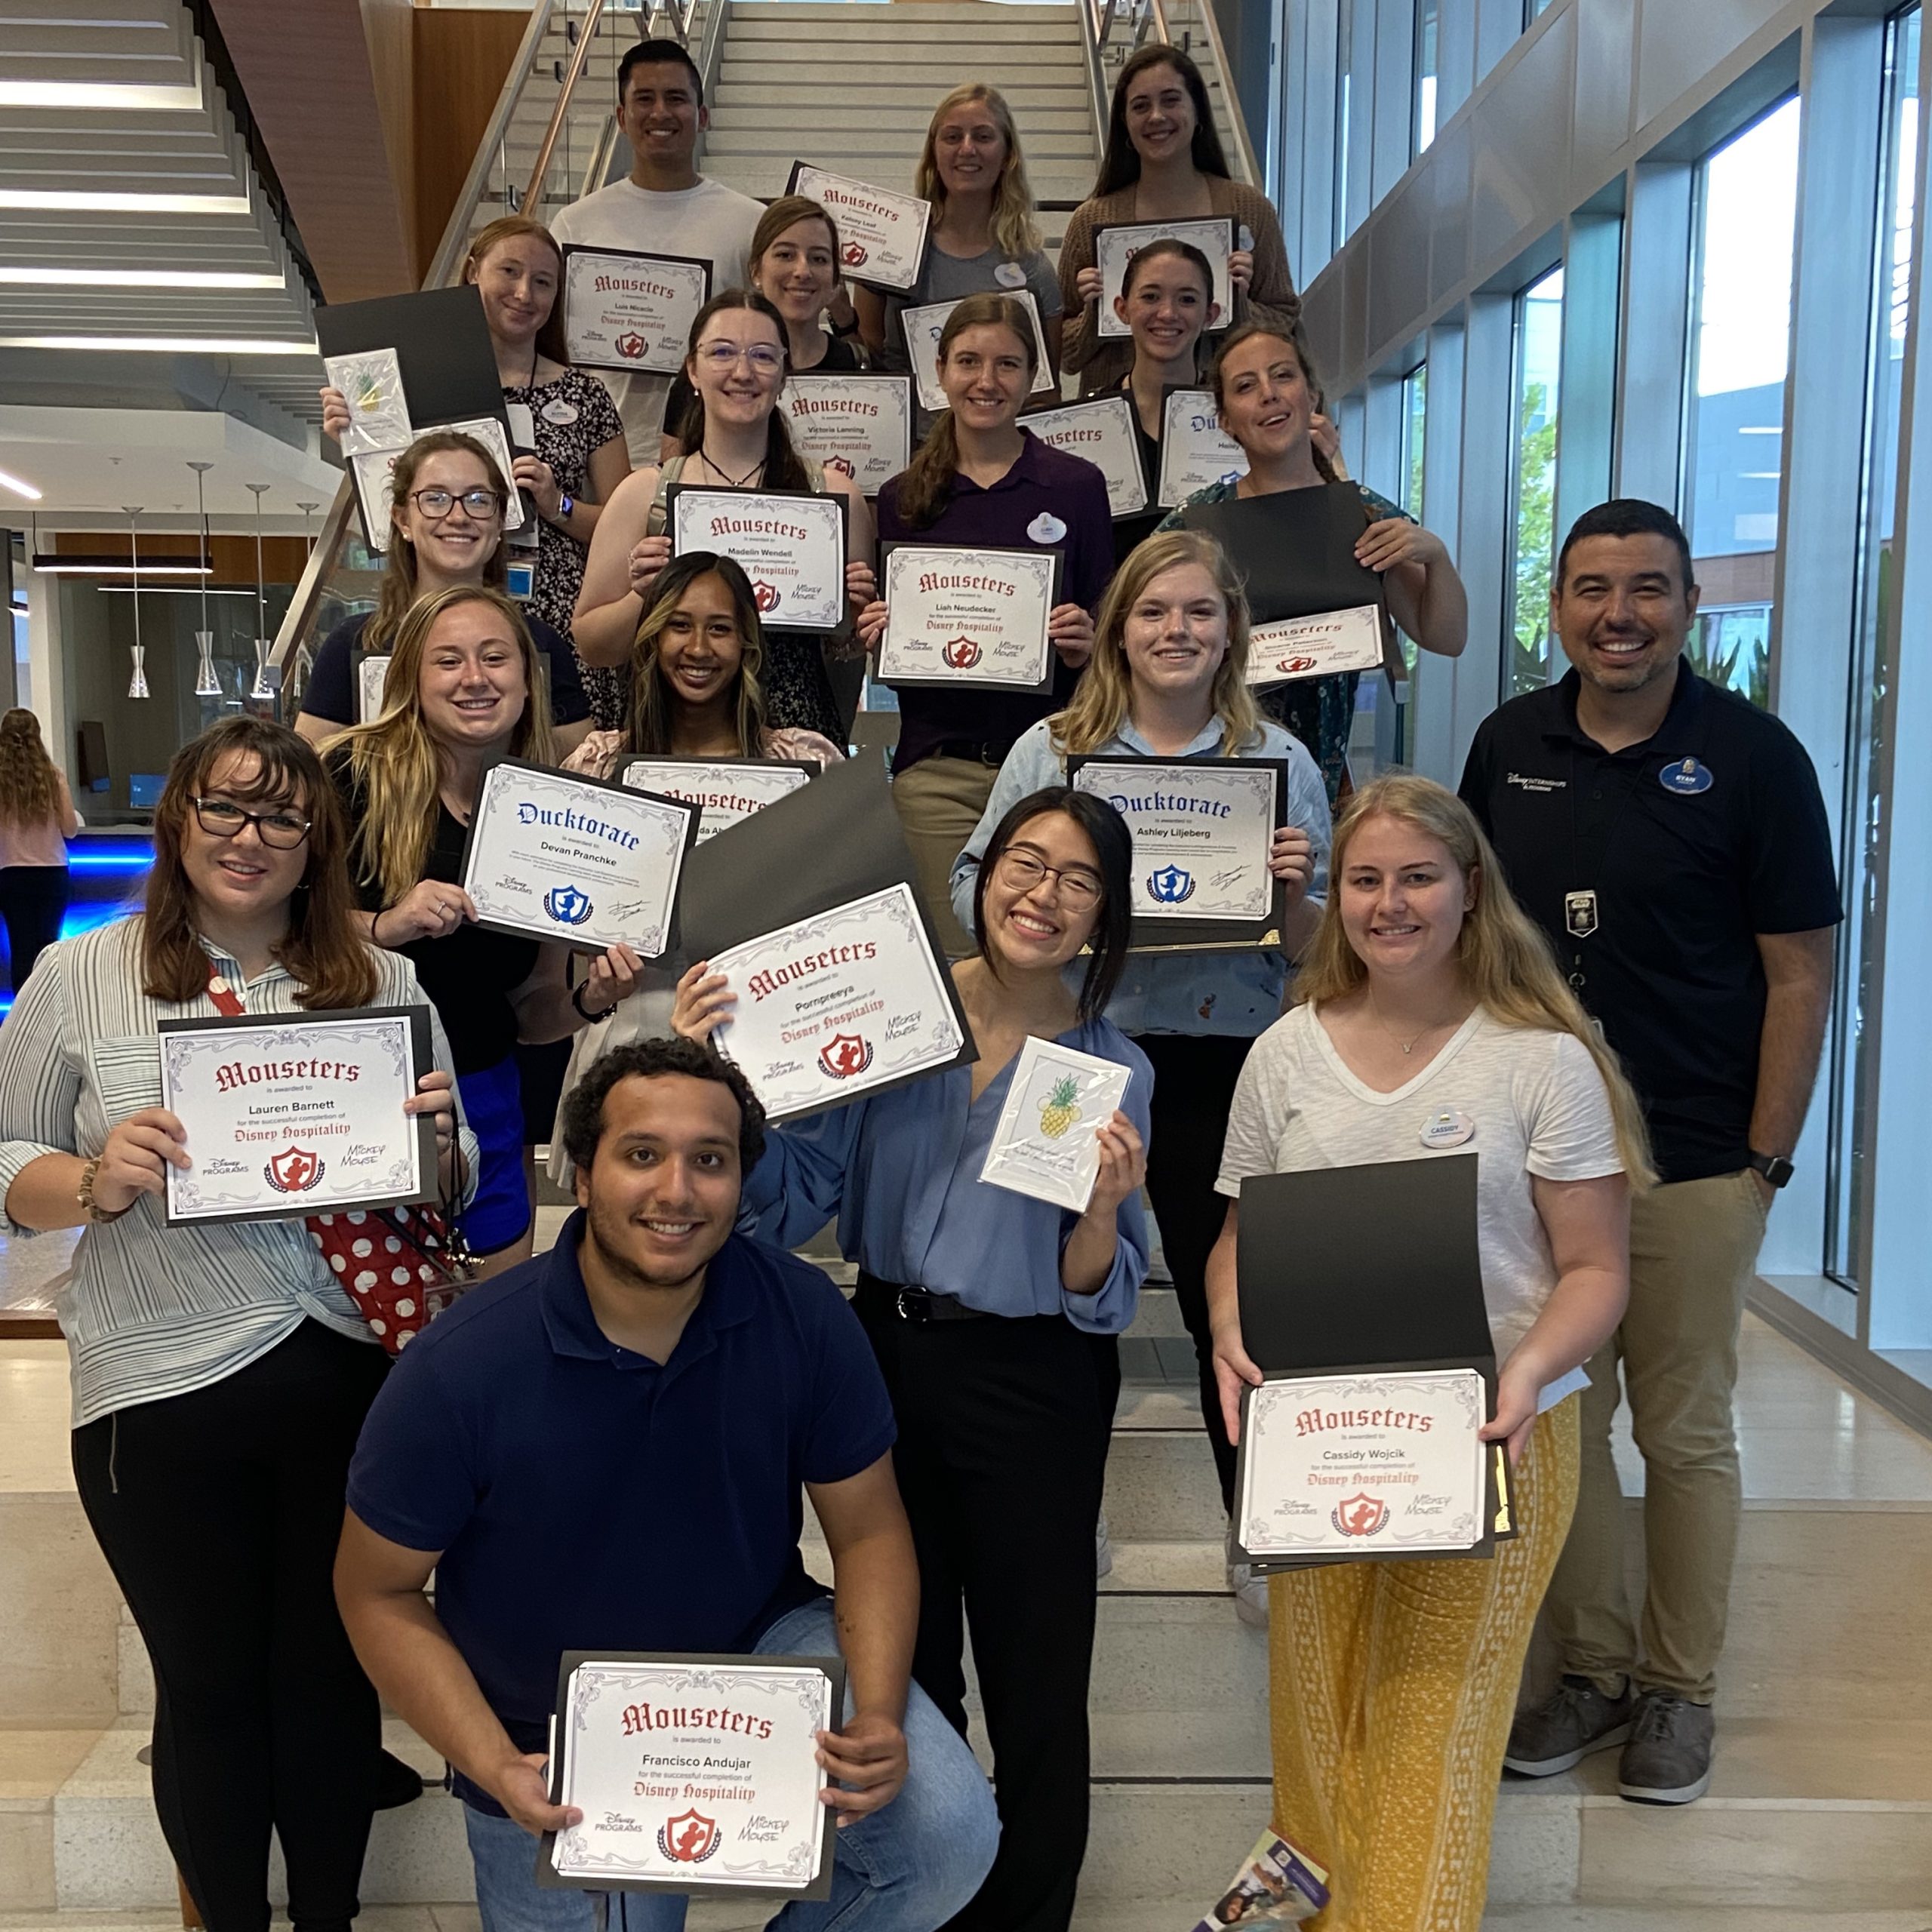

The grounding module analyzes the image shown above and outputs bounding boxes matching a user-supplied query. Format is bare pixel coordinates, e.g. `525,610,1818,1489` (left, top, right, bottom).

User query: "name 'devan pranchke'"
746,941,879,1001
1295,1405,1435,1438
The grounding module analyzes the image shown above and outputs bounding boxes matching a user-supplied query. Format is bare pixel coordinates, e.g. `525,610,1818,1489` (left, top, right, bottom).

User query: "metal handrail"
272,0,611,683
1178,0,1260,189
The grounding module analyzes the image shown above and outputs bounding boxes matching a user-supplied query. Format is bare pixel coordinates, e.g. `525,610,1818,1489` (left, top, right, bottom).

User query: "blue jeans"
464,1598,998,1932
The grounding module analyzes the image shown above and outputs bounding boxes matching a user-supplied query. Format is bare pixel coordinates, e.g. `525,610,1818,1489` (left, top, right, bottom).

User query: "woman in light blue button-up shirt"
672,785,1149,1930
952,528,1333,1620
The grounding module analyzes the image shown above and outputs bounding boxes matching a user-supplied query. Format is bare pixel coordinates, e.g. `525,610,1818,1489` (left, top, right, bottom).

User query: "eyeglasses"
191,796,312,849
409,487,503,520
994,850,1102,910
694,342,785,376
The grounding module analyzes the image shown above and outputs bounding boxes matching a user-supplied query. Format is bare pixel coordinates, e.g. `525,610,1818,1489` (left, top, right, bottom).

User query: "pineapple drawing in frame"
1038,1072,1083,1140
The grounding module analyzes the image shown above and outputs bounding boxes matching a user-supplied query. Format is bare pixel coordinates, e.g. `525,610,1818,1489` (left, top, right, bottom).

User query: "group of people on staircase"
0,26,1843,1932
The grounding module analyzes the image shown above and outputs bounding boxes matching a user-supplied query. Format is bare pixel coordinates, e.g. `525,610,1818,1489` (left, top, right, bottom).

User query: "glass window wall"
1506,268,1564,700
1414,0,1441,155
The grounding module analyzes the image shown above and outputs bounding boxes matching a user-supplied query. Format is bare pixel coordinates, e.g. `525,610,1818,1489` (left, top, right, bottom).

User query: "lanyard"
1561,743,1654,989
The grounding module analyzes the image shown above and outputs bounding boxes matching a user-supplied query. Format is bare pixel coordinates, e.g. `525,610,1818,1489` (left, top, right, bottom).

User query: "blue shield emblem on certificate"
543,884,593,927
1147,863,1195,905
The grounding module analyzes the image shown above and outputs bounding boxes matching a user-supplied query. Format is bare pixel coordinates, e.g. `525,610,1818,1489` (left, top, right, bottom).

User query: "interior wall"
413,7,531,265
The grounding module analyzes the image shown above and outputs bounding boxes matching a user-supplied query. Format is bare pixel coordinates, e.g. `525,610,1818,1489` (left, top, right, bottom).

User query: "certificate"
432,415,528,532
1247,604,1386,685
458,758,698,958
666,486,849,633
322,346,412,457
1068,755,1286,949
561,245,712,374
780,374,912,497
1156,387,1247,507
1236,1368,1490,1561
708,881,968,1120
355,651,391,725
617,756,814,844
350,449,402,553
979,1035,1132,1214
1023,395,1149,518
540,1652,841,1900
875,542,1060,692
786,162,931,293
1094,217,1235,339
901,290,1056,411
157,1006,435,1226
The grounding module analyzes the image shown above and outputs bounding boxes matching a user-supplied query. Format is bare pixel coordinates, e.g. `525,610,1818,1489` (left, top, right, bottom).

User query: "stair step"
706,106,1094,133
712,82,1091,109
723,17,1082,42
718,57,1088,86
704,129,1096,157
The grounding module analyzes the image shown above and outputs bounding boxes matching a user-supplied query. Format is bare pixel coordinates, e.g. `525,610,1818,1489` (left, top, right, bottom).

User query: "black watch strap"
1746,1149,1795,1189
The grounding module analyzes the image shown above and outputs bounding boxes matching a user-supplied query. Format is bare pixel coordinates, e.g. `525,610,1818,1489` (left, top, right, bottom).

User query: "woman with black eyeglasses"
672,786,1152,1932
294,431,592,755
574,289,876,742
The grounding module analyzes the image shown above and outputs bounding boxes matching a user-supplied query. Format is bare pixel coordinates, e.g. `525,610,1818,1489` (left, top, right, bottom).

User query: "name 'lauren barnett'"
746,941,879,1001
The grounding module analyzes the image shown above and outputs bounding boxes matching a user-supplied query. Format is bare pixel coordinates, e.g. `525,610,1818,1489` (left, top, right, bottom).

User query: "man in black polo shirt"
1460,500,1838,1807
335,1038,998,1930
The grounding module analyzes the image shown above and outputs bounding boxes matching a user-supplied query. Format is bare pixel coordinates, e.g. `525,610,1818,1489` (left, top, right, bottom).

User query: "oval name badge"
1420,1109,1475,1151
1659,756,1714,795
1028,512,1067,543
994,261,1028,289
540,398,580,426
1238,223,1255,252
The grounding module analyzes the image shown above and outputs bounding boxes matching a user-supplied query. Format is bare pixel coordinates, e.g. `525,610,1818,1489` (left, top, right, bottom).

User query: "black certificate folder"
1180,481,1386,626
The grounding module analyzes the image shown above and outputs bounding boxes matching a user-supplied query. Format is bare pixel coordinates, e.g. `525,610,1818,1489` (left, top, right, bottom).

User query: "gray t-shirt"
878,242,1063,377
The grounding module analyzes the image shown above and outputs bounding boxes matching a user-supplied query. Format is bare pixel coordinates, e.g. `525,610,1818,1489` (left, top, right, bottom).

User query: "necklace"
1366,989,1453,1057
698,448,766,490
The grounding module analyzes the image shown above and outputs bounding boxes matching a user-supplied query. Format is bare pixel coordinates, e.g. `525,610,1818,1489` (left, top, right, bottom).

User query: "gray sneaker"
1618,1689,1714,1804
1503,1674,1634,1776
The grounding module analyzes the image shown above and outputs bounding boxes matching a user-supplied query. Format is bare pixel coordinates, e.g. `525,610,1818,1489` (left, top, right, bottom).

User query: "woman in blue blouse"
672,786,1149,1932
1158,321,1468,801
949,528,1330,1625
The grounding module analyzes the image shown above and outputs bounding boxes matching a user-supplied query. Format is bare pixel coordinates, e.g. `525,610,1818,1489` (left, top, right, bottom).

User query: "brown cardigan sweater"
1057,176,1300,396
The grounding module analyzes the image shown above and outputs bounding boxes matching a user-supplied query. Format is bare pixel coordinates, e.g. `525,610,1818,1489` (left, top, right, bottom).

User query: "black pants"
0,863,67,992
856,1282,1119,1932
1134,1032,1253,1512
72,1321,390,1932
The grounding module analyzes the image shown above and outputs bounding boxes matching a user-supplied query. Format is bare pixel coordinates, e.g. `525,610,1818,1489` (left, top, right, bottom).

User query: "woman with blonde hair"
951,529,1330,1610
295,430,592,751
325,585,641,1275
857,82,1063,389
323,216,632,724
0,707,77,992
1207,772,1649,1932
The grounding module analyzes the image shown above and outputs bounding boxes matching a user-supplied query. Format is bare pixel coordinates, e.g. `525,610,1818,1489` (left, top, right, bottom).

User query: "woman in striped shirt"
0,717,476,1932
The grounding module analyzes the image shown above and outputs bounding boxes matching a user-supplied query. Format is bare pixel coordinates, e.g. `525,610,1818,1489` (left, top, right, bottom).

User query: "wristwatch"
1746,1149,1795,1189
557,493,575,521
76,1158,130,1224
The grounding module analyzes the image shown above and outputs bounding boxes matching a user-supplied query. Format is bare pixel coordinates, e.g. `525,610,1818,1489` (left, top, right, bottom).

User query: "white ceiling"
0,404,340,533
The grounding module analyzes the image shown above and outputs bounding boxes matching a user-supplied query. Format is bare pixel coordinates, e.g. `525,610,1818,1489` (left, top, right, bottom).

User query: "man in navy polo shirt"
336,1038,998,1930
1460,500,1838,1807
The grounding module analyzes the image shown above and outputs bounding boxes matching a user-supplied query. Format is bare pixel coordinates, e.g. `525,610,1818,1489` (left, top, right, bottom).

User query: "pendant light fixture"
245,481,273,701
188,461,220,697
123,506,149,699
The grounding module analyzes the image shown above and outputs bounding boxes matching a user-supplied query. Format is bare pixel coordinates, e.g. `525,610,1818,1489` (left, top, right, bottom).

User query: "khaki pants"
1543,1168,1768,1702
1269,1401,1579,1932
891,755,998,958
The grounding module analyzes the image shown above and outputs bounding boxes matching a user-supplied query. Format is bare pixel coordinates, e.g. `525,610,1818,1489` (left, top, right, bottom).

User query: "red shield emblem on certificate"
841,240,869,267
825,454,856,480
753,579,782,614
265,1145,325,1194
1275,654,1318,675
1331,1491,1388,1538
943,635,982,669
818,1032,874,1079
614,331,648,361
656,1807,721,1863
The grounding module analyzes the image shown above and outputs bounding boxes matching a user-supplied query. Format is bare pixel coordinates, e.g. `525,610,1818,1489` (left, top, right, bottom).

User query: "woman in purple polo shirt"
857,293,1112,954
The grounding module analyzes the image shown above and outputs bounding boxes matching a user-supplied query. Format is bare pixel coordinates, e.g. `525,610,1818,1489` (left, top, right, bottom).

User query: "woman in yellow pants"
1206,775,1652,1932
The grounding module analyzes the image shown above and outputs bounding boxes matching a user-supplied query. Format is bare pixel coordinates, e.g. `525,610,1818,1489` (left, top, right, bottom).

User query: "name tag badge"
541,397,580,426
1238,224,1255,252
1660,756,1714,795
1564,889,1598,939
1420,1109,1475,1151
995,261,1028,289
1028,512,1067,544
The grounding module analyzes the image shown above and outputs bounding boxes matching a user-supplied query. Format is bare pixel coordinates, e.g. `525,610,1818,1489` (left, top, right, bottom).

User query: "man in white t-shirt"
549,38,763,462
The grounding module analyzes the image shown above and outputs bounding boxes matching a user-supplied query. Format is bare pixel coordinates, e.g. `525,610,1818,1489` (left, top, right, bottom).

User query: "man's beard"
583,1192,722,1294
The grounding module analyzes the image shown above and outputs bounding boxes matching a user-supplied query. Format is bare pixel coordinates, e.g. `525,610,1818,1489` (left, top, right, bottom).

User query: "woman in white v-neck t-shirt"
1205,772,1654,1932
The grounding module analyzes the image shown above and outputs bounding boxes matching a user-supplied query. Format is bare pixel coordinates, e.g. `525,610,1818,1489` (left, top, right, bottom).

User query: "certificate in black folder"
1066,755,1287,953
677,756,977,1119
1230,1156,1516,1567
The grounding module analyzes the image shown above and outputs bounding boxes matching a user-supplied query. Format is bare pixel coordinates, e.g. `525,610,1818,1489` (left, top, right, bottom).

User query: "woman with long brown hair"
0,715,473,1932
857,82,1063,383
0,706,77,991
294,430,592,752
324,216,632,723
1208,774,1647,1932
856,292,1112,952
326,586,641,1277
1158,322,1466,801
574,288,876,742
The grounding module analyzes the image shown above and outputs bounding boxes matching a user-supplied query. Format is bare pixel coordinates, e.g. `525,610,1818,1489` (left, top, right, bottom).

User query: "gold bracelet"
76,1158,130,1225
